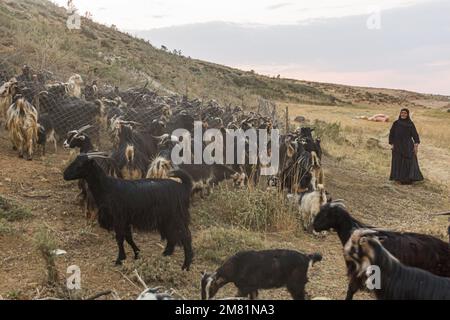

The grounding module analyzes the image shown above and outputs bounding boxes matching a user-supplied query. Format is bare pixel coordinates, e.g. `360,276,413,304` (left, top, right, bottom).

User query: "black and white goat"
313,202,450,299
137,287,176,300
345,229,450,300
201,249,322,300
63,153,194,270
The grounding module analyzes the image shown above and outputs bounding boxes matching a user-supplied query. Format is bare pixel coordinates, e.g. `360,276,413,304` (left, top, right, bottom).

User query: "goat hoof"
115,260,123,266
182,264,190,271
134,252,140,260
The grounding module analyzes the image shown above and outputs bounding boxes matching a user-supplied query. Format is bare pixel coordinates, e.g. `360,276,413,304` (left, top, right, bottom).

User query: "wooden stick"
116,270,141,290
86,290,113,300
133,269,148,289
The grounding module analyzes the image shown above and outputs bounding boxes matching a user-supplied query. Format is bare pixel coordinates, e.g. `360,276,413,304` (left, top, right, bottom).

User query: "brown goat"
0,79,18,124
6,97,38,160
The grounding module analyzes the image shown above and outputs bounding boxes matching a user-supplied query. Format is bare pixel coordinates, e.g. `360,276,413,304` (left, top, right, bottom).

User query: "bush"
35,229,58,285
312,120,345,144
0,196,32,222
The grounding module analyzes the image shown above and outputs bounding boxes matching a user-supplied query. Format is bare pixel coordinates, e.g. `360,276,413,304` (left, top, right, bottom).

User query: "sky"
51,0,450,95
52,0,429,29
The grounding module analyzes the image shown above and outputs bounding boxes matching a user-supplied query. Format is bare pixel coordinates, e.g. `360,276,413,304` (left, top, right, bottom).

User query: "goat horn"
430,210,450,216
352,229,378,238
78,124,93,133
85,152,110,159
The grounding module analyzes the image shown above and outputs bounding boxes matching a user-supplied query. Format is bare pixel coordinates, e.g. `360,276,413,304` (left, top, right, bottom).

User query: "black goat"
63,153,194,270
37,114,57,155
313,202,450,299
345,230,450,300
201,249,322,300
114,123,158,161
178,164,244,197
112,144,149,180
64,127,121,220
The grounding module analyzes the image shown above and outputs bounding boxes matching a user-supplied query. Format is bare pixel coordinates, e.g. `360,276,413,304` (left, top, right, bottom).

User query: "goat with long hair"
313,202,450,299
63,153,194,270
6,97,38,160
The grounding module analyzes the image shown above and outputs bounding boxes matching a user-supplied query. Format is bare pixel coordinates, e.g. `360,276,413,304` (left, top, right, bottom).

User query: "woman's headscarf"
397,108,413,127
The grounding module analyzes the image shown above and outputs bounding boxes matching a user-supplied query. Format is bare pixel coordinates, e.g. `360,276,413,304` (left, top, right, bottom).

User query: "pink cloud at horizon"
235,64,450,96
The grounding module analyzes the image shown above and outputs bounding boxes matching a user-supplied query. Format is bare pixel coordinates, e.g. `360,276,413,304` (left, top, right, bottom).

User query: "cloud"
266,2,293,10
136,1,450,95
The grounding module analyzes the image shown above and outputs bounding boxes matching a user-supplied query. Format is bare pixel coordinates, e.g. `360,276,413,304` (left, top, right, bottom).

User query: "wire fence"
1,64,286,150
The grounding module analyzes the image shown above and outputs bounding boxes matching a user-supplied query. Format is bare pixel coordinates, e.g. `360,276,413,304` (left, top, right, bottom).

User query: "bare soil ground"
0,118,448,300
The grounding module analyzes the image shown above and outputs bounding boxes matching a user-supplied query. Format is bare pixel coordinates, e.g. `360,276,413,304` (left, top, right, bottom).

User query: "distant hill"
0,0,448,109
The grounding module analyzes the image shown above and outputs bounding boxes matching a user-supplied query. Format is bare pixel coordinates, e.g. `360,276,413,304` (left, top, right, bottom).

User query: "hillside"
0,0,336,107
1,0,449,110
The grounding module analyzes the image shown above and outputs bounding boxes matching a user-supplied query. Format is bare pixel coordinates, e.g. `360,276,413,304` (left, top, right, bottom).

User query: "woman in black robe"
389,108,423,184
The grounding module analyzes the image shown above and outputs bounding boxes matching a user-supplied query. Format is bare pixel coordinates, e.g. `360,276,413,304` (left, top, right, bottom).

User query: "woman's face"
400,110,409,119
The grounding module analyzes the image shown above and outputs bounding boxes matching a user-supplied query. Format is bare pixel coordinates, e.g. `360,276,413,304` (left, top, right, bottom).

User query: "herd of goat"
0,66,449,300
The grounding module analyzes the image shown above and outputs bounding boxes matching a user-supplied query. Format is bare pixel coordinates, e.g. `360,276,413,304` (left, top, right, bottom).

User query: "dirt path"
0,131,448,300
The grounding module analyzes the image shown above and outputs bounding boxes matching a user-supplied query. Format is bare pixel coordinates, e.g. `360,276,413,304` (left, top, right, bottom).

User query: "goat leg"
345,279,360,300
236,288,248,299
163,241,175,256
115,232,126,266
249,291,259,300
181,227,193,271
125,227,140,259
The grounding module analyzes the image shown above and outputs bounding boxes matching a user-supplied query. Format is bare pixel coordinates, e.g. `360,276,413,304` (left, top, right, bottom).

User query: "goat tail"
125,145,134,163
170,169,193,192
308,252,323,267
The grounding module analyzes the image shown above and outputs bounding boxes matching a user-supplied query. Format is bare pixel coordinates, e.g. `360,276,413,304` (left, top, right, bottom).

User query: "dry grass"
195,185,298,233
0,195,32,222
34,228,59,285
194,227,265,265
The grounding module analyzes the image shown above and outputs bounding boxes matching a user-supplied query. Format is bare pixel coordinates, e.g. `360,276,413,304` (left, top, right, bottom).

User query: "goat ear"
215,276,226,286
377,235,388,243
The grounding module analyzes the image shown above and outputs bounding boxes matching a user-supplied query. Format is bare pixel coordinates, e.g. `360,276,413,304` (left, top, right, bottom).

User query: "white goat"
299,184,327,233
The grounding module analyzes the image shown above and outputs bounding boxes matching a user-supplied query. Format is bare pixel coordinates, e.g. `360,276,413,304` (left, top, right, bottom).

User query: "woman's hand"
390,144,394,150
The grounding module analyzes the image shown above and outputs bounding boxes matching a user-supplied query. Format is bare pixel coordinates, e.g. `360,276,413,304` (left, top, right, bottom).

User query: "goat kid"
298,185,328,233
201,249,322,300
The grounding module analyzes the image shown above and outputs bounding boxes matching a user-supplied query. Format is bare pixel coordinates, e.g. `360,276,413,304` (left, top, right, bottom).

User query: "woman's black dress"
389,119,424,183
